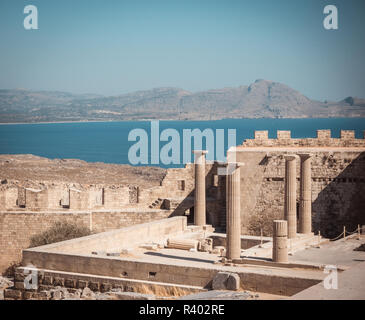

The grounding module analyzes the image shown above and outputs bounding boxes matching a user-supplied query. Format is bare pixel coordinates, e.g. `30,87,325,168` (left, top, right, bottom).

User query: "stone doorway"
185,206,195,225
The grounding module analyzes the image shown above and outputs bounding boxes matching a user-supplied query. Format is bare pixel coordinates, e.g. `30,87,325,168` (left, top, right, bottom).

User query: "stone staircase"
148,198,164,209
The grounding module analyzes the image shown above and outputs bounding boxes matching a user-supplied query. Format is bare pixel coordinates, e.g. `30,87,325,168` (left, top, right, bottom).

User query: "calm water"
0,118,364,168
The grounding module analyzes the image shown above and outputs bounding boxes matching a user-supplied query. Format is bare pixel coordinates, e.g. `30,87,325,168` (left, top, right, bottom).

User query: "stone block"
100,282,112,293
53,277,65,287
14,272,25,282
81,287,95,299
139,244,158,250
39,290,51,299
212,272,240,291
317,130,331,140
23,291,34,300
88,282,100,291
277,130,291,140
199,238,213,252
112,284,124,291
212,273,230,290
68,289,82,298
51,289,63,300
125,285,135,292
341,130,355,140
4,289,22,300
226,273,240,291
43,275,53,285
255,131,269,140
77,280,88,289
64,278,77,288
14,281,25,290
38,285,53,291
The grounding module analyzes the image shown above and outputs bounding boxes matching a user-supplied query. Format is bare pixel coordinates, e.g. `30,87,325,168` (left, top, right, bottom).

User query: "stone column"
193,150,208,226
299,154,312,234
272,220,288,263
284,155,297,239
226,164,241,260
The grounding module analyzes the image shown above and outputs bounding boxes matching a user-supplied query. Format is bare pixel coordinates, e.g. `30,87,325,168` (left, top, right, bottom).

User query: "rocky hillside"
0,155,166,186
1,80,364,122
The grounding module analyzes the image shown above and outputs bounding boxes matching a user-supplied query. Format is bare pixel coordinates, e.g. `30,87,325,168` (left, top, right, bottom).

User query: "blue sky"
0,0,364,101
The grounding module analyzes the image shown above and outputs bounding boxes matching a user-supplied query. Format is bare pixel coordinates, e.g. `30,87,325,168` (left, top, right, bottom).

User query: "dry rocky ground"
0,154,166,187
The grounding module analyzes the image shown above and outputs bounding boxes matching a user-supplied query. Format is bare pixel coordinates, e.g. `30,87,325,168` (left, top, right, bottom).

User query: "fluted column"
299,154,312,234
284,155,297,239
272,220,288,263
193,150,208,226
226,164,241,260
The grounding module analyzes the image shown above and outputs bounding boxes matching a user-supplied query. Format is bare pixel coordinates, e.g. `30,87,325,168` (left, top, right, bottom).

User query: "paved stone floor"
286,236,365,300
122,235,365,300
289,260,365,300
289,236,365,268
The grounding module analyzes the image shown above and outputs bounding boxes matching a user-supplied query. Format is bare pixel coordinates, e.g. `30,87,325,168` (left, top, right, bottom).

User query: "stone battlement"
244,130,365,147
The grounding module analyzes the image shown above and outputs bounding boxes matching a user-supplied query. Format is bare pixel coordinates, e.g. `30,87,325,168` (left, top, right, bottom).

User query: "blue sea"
0,118,364,168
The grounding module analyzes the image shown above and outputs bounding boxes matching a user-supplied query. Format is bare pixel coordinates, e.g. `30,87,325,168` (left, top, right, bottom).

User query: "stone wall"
1,128,364,272
235,130,365,237
244,129,365,147
0,211,89,273
25,216,186,255
0,164,197,212
0,163,204,275
0,183,136,211
6,266,202,300
0,209,174,274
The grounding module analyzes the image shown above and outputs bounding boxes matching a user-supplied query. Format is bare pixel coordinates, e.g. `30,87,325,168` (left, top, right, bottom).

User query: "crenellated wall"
247,129,365,147
235,129,365,238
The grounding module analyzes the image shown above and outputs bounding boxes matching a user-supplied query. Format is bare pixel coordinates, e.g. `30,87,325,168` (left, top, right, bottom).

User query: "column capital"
297,153,312,159
284,155,298,161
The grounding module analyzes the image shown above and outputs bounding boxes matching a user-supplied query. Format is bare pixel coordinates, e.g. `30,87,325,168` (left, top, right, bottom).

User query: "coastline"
1,116,365,125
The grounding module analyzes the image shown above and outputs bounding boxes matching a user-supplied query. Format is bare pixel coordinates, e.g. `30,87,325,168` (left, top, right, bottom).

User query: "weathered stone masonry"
235,129,365,238
0,160,225,273
1,128,364,274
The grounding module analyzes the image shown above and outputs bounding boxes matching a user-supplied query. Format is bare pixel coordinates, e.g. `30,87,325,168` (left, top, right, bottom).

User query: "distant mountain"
1,80,364,123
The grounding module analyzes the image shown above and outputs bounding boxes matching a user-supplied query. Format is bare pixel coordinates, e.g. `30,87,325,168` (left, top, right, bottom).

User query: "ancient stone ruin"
1,129,365,300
